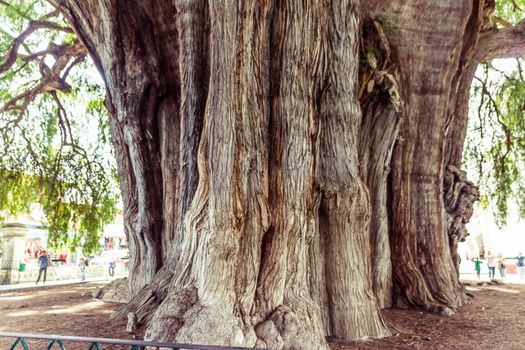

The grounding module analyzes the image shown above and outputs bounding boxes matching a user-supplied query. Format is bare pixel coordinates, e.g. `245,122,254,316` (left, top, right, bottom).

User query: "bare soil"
1,281,524,349
332,282,525,350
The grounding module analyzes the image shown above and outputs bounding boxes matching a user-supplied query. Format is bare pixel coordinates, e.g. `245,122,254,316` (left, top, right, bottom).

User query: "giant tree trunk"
49,0,525,347
53,0,389,348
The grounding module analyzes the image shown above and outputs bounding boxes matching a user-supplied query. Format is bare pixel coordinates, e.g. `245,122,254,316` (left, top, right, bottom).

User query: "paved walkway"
460,271,525,284
0,275,120,292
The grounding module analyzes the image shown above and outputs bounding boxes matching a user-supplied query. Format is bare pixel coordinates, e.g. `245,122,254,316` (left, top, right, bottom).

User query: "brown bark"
443,165,479,277
363,0,477,312
358,17,404,309
51,0,388,347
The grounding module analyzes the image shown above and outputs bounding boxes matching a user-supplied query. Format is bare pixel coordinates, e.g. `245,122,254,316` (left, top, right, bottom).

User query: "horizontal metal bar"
0,332,259,350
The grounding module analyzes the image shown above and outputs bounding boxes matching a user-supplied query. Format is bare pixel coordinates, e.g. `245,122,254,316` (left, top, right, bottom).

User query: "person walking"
35,251,49,285
497,253,506,279
108,260,115,277
79,257,87,281
487,251,496,279
516,253,525,279
472,257,482,280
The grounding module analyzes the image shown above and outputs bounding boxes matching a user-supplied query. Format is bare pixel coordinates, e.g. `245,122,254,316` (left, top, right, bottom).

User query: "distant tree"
2,0,525,349
0,1,119,254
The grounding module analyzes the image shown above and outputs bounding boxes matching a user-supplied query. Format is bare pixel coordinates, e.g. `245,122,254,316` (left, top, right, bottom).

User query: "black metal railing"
0,332,257,350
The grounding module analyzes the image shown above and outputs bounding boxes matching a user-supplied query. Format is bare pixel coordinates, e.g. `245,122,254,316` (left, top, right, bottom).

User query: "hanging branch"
0,39,86,130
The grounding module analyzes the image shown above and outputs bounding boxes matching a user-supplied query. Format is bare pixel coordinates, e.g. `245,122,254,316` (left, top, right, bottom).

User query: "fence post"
47,339,66,349
9,337,29,350
87,342,102,350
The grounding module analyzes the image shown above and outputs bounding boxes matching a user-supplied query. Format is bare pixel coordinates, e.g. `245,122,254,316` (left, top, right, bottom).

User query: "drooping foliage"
0,1,118,254
462,0,525,225
465,60,525,226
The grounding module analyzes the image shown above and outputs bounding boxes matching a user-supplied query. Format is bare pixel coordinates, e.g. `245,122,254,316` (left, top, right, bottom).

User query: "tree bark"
51,0,390,348
358,17,404,309
363,0,477,311
49,0,525,347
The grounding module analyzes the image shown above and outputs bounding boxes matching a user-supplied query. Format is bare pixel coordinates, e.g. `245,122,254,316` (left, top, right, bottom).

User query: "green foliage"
494,0,525,25
0,2,119,254
464,60,525,226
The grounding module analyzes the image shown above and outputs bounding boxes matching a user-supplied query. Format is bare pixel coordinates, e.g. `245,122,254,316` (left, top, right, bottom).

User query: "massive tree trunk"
52,0,389,348
49,0,525,348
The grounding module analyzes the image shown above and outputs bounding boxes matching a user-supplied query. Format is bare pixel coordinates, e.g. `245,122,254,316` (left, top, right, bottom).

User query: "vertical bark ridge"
358,17,404,309
173,0,208,261
317,0,389,340
233,0,272,321
254,1,329,349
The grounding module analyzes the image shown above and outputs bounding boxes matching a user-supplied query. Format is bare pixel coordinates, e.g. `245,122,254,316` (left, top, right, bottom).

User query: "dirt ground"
1,281,524,349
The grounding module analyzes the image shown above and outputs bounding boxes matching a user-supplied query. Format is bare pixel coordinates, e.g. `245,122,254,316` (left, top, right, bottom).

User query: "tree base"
255,303,329,350
144,288,330,349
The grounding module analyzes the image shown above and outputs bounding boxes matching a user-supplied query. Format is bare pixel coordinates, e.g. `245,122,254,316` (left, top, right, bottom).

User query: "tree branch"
0,20,73,74
475,19,525,61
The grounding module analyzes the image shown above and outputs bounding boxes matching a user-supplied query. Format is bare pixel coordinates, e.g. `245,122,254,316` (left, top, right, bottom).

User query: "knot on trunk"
359,17,404,117
444,165,480,243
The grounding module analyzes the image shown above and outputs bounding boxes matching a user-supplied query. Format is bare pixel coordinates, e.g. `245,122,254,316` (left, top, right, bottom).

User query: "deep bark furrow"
233,0,272,320
152,1,182,263
173,0,207,262
254,2,329,349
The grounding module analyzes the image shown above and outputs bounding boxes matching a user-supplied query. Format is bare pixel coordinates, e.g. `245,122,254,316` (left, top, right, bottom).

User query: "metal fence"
0,332,257,350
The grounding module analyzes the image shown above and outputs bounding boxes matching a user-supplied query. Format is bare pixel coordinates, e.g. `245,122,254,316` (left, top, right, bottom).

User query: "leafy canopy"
462,0,525,226
0,1,119,254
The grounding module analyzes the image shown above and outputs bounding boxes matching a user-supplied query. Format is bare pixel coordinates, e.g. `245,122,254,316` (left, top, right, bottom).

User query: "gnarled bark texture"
52,0,388,348
49,0,525,347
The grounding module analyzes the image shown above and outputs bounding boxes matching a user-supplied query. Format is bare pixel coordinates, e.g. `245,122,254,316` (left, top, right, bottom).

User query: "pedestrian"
108,260,115,277
79,257,87,281
497,253,506,279
472,257,482,279
487,251,496,279
35,251,49,285
516,253,525,279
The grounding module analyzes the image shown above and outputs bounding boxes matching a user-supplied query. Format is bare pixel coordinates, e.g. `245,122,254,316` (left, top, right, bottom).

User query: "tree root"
255,303,330,350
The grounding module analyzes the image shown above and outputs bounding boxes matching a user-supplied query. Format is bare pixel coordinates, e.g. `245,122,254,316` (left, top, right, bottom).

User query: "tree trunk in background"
362,0,479,312
49,0,524,347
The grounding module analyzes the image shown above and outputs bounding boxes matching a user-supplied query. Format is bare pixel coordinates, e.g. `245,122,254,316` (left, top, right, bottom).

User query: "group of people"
34,252,118,285
78,257,116,281
471,251,525,279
